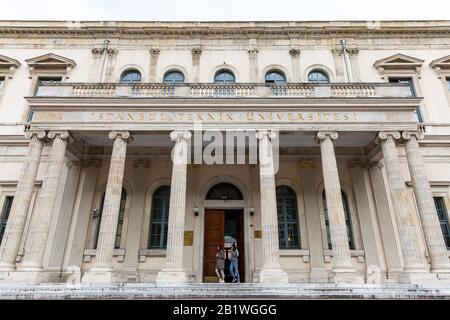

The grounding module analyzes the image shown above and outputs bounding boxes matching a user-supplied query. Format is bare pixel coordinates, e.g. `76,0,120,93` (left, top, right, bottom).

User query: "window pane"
214,70,235,83
434,197,450,249
308,70,329,83
149,186,171,249
0,196,14,245
0,77,5,91
164,71,185,84
114,189,127,249
265,71,286,83
121,70,142,83
323,191,355,250
276,186,300,249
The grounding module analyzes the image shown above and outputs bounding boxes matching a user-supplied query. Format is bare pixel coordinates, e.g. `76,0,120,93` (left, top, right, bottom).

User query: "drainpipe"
340,39,354,82
97,39,110,83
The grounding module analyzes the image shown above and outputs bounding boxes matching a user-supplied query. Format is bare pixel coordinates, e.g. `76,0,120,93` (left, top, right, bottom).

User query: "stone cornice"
2,21,450,39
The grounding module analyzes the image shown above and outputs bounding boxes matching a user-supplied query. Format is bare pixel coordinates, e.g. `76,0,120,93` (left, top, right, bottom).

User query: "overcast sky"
0,0,449,21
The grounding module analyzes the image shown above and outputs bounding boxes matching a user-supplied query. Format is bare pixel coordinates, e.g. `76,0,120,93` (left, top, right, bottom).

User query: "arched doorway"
203,182,246,283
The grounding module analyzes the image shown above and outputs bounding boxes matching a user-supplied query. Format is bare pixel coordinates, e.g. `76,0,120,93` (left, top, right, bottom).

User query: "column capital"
83,159,102,168
402,131,425,141
315,131,338,143
346,47,360,56
108,131,132,142
24,130,46,140
66,161,83,169
150,48,161,56
256,130,277,140
289,47,301,56
376,131,401,143
331,48,344,57
47,131,73,143
170,130,192,142
299,160,315,169
369,160,384,169
248,47,259,56
134,159,150,168
191,46,202,58
349,159,369,169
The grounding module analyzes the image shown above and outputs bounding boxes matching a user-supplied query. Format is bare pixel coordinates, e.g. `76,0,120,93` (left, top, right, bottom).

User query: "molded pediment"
374,53,424,71
430,55,450,70
26,53,76,69
0,54,21,69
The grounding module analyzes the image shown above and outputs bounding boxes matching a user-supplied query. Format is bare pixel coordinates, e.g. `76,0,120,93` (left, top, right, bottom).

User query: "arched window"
322,190,355,250
149,186,171,249
120,69,142,83
94,188,127,249
308,70,330,83
265,70,286,83
163,70,185,84
214,69,235,83
276,186,301,249
206,183,243,200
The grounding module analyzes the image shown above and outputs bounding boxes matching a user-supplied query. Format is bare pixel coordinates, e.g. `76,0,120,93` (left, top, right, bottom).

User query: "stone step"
0,283,449,299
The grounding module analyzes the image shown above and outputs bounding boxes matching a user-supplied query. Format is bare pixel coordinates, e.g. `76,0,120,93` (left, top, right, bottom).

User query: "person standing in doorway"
215,245,225,283
230,243,240,283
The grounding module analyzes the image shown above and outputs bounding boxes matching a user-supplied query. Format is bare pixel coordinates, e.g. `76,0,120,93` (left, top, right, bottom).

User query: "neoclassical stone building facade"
0,21,449,286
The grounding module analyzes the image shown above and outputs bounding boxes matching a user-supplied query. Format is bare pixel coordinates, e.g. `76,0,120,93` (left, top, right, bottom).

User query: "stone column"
369,162,403,276
248,39,259,82
350,161,385,283
256,130,288,283
0,130,46,272
82,132,131,283
377,132,431,283
63,160,100,280
149,48,160,83
123,160,150,279
402,131,450,276
316,132,358,282
16,131,71,282
289,47,301,82
191,45,202,83
299,160,328,282
156,131,192,284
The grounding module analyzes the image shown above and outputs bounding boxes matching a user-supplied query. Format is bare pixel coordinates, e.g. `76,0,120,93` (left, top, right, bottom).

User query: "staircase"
0,283,449,299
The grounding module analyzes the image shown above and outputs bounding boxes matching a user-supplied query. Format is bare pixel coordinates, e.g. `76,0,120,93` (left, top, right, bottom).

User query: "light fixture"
194,207,199,216
249,208,255,216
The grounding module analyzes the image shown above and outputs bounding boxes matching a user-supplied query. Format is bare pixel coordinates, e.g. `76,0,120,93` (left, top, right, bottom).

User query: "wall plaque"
254,230,262,239
184,231,194,246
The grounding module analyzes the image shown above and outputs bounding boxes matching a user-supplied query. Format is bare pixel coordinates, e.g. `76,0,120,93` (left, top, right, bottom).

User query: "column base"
6,270,50,284
398,269,437,284
430,266,450,281
330,268,364,284
309,268,329,283
81,267,114,284
366,265,384,284
259,268,289,284
156,269,187,284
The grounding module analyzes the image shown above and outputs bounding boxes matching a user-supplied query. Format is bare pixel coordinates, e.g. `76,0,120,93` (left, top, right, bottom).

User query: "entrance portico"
0,81,448,285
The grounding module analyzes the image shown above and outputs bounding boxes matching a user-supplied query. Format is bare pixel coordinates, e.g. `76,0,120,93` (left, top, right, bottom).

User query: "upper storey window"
214,70,235,83
265,70,286,83
0,77,4,91
120,69,142,83
163,70,185,84
308,70,330,83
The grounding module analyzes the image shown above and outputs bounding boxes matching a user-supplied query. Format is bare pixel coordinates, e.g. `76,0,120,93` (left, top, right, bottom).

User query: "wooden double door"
203,209,245,283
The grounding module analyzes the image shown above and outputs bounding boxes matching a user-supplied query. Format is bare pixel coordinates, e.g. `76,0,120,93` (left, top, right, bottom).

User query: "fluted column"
316,132,357,282
0,131,46,272
377,132,430,282
402,131,450,274
19,131,72,273
256,130,288,283
156,130,191,284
